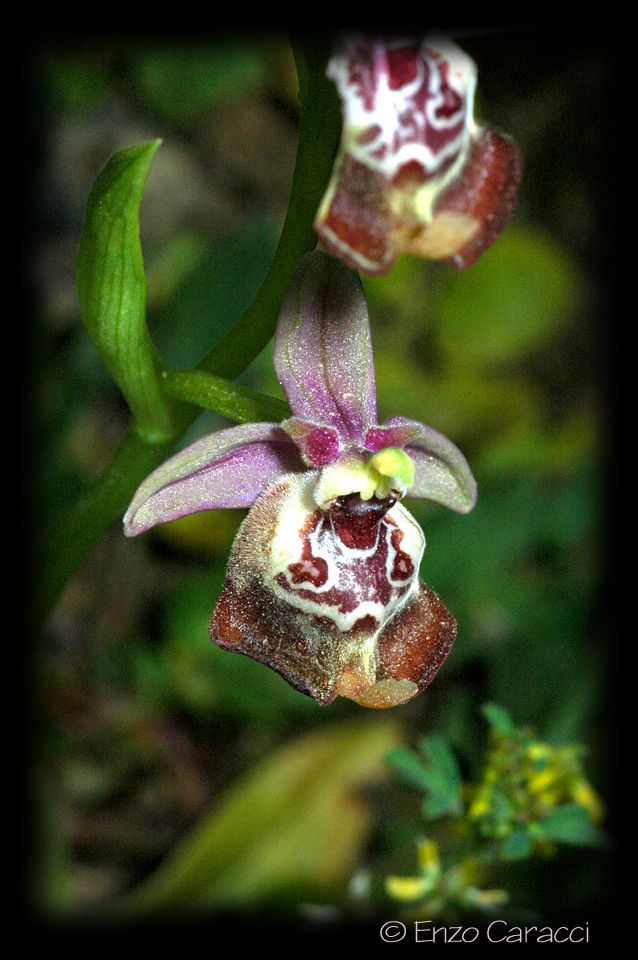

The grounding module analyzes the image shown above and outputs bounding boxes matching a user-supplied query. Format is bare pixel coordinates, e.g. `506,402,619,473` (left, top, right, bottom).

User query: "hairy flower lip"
314,34,522,276
209,471,457,709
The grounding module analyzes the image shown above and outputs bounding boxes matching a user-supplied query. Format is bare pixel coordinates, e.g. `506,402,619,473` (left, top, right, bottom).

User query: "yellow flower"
527,767,561,797
417,838,441,873
465,886,509,909
386,838,441,904
468,791,492,819
572,779,605,823
526,742,553,763
385,875,429,902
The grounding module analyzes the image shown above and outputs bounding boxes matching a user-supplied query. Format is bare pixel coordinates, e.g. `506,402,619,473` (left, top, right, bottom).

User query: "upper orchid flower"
124,251,476,709
315,34,523,275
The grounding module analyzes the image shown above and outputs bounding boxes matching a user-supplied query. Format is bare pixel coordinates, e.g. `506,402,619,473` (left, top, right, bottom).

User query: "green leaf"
481,703,515,736
111,720,400,918
417,736,464,819
387,737,464,819
387,737,463,819
535,803,607,848
386,748,434,793
76,139,175,442
501,826,533,860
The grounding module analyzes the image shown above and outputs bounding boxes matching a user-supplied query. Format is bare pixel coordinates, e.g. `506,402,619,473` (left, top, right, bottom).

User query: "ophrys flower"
315,34,522,275
124,251,476,708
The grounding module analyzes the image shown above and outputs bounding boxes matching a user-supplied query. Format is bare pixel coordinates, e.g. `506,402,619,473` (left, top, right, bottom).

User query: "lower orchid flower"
124,251,477,708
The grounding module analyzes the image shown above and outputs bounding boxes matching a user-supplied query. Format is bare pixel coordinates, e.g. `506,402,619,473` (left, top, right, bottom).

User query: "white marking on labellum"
267,474,424,634
328,36,477,182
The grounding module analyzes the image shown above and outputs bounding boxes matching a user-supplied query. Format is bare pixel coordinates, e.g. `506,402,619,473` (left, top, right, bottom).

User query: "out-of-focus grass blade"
114,719,400,918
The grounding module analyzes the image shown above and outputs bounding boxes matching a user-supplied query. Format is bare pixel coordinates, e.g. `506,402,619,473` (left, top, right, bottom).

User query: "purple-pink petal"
273,251,377,445
123,422,304,536
371,416,477,513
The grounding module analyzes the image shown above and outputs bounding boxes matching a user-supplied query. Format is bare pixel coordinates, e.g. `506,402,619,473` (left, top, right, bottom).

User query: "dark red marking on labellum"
276,493,413,621
339,37,470,177
386,43,420,89
209,475,456,709
331,492,398,548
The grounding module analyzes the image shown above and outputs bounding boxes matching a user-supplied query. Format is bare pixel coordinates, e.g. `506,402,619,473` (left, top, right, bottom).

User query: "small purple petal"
282,418,342,466
274,251,377,444
364,421,422,452
375,416,477,513
123,422,304,536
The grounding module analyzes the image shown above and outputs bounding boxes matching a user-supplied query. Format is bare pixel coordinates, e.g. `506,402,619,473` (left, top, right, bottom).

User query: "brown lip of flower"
314,35,523,276
209,473,458,709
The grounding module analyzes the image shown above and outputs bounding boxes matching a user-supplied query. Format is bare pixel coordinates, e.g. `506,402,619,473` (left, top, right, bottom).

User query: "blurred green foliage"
113,719,401,919
131,43,269,125
32,32,609,933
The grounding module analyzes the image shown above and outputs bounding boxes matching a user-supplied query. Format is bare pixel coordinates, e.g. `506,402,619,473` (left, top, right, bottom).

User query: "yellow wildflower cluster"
386,838,508,915
468,729,604,843
384,706,605,917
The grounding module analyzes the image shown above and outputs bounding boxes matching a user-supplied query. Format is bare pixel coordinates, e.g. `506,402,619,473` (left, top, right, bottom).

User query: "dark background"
27,29,612,934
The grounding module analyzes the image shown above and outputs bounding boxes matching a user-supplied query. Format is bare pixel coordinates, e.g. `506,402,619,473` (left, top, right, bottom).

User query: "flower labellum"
124,251,477,708
315,34,523,275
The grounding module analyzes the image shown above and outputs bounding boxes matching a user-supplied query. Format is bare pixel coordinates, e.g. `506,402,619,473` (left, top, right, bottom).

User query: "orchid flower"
124,251,476,709
315,34,523,275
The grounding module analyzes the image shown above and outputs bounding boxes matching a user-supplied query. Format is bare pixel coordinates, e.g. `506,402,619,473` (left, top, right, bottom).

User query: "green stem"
196,36,341,378
162,370,289,424
33,424,184,630
35,37,341,627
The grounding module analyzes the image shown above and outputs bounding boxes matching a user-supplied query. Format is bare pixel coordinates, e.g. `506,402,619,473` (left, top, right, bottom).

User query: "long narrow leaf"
76,139,175,442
